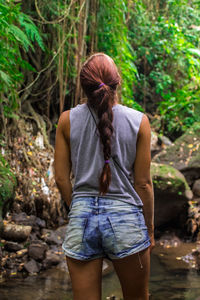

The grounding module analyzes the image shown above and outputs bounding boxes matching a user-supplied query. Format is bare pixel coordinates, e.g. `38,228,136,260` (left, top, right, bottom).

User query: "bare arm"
133,114,154,248
54,110,72,207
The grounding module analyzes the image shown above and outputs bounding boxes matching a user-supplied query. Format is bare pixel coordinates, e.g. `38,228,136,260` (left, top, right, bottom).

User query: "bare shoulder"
58,110,69,127
57,110,70,141
138,114,151,137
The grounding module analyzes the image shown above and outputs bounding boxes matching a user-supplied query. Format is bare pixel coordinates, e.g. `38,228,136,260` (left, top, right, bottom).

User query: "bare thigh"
66,256,103,300
112,248,150,300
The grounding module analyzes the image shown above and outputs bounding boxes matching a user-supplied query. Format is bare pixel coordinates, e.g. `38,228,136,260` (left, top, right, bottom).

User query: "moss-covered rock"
151,163,193,228
151,163,192,197
153,122,200,185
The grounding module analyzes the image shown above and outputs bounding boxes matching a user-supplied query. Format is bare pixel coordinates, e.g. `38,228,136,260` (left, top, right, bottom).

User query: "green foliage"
97,0,142,111
1,0,200,140
159,88,200,134
19,13,45,51
129,0,200,137
0,154,16,207
0,0,44,121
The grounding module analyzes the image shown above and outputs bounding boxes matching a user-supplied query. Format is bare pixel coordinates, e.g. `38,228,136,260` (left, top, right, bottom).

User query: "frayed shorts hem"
62,240,151,261
109,239,151,260
62,247,103,261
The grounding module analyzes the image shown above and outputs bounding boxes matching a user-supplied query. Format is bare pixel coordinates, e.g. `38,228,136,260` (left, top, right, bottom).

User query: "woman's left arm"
54,110,72,207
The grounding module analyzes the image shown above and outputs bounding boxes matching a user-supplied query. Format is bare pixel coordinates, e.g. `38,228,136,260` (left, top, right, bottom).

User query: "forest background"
0,0,200,210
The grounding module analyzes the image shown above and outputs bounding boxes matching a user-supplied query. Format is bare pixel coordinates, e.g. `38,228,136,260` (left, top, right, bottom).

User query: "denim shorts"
62,197,150,260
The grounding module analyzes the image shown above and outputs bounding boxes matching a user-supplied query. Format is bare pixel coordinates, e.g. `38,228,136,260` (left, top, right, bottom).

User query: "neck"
113,95,119,106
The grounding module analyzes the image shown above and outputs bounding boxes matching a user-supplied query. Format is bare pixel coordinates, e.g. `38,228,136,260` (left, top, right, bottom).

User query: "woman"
54,53,154,300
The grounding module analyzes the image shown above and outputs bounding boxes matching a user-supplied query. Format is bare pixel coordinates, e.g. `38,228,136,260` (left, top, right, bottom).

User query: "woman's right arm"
133,114,155,250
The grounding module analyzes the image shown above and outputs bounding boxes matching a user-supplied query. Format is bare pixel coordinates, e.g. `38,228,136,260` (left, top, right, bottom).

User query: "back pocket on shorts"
63,217,88,252
108,214,144,252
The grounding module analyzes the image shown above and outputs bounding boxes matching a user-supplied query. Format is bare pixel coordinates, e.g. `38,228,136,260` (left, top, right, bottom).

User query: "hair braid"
97,86,114,194
80,53,120,195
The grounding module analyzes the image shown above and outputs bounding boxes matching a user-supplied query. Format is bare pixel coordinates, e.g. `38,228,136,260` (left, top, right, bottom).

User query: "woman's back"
55,52,154,300
70,103,143,206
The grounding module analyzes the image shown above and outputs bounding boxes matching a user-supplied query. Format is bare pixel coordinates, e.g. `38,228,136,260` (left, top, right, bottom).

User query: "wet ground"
0,241,200,300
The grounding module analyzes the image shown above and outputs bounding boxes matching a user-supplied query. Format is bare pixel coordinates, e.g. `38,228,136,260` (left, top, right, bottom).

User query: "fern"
0,0,44,120
8,24,33,51
188,48,200,58
0,2,9,17
0,70,11,86
0,154,16,181
19,13,45,51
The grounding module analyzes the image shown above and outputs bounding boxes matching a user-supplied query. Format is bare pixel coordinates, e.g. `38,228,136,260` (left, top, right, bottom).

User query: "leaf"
0,70,11,85
8,24,33,51
188,48,200,58
188,144,193,148
19,13,45,51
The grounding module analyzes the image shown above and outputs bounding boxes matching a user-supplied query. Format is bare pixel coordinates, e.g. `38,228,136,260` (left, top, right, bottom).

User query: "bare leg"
112,248,150,300
66,256,103,300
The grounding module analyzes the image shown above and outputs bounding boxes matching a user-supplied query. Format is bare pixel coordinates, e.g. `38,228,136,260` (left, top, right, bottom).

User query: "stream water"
0,242,200,300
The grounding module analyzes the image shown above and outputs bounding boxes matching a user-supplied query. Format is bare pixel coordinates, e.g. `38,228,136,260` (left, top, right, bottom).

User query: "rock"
182,154,200,186
193,179,200,197
54,225,67,240
158,233,181,248
151,163,193,228
41,228,63,245
192,249,200,270
187,199,200,239
24,259,41,274
0,223,32,242
28,241,47,261
158,135,173,146
35,132,45,149
195,197,200,205
197,231,200,241
17,262,25,272
29,232,40,241
57,216,67,227
49,244,60,251
35,217,46,228
12,213,36,227
4,241,23,252
106,296,116,300
151,131,161,157
5,257,14,269
153,122,200,185
151,163,193,199
186,218,198,238
43,250,61,268
16,249,28,258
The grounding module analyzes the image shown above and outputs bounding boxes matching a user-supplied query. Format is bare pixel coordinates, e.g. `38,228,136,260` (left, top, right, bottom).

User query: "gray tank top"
70,103,144,206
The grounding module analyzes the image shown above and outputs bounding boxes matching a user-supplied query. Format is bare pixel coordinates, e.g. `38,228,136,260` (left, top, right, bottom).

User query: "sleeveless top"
70,103,144,207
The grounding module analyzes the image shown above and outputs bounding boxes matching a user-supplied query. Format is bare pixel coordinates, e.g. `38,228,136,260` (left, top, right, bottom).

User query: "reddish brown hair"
80,53,120,195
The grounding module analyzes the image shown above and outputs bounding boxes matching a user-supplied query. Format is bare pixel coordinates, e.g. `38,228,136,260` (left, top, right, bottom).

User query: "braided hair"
80,53,120,195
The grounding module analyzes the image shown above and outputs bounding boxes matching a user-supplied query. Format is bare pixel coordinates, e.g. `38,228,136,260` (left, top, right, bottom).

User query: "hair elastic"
99,82,105,88
105,160,110,164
